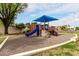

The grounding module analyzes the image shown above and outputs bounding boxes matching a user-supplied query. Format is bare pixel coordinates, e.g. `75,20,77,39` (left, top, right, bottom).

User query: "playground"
0,15,77,56
24,15,59,37
0,3,79,56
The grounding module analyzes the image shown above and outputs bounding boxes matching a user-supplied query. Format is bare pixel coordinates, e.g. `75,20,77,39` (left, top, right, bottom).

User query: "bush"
60,25,68,31
32,22,37,25
76,27,79,30
16,23,26,30
26,23,30,27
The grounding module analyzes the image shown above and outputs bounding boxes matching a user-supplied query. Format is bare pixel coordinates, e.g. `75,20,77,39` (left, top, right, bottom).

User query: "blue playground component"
25,25,40,37
34,15,58,22
45,24,48,30
45,27,48,30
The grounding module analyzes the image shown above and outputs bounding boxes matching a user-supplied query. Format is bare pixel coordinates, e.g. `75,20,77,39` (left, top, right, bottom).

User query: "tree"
0,3,27,34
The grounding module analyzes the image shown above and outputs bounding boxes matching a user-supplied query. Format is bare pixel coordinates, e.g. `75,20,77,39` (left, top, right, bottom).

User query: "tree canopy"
0,3,27,34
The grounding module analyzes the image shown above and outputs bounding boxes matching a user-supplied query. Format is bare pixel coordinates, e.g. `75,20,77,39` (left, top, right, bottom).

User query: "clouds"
50,12,79,26
16,3,79,26
26,3,63,14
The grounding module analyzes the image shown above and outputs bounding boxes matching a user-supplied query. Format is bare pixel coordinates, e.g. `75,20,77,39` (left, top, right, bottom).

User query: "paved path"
0,34,74,56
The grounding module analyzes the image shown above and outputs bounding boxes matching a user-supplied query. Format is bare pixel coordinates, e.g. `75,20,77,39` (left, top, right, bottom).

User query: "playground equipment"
25,24,58,37
25,25,41,37
25,15,59,37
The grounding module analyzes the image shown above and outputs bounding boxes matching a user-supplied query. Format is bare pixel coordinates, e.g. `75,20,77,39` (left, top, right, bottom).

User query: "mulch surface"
0,34,74,56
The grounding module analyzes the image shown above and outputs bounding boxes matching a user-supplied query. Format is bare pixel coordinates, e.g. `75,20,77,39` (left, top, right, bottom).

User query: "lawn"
0,36,5,44
0,21,6,44
33,32,79,56
0,20,3,27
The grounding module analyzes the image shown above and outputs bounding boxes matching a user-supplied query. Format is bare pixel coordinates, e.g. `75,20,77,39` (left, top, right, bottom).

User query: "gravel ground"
0,34,74,56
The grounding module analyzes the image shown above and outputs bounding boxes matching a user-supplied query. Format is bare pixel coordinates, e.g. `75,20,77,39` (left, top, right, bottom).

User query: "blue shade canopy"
34,15,58,22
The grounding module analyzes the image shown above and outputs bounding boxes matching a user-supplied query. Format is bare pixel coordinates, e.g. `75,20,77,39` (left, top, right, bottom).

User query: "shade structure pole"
44,19,46,30
39,22,41,36
48,22,49,27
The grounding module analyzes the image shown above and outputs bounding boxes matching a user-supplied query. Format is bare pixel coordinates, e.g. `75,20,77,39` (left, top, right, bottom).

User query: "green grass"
50,52,73,56
0,20,5,43
0,36,5,44
0,20,3,27
62,52,73,56
57,52,73,56
33,32,79,56
61,42,76,49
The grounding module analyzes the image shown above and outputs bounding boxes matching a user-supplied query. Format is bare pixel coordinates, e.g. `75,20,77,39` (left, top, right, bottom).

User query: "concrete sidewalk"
0,34,74,56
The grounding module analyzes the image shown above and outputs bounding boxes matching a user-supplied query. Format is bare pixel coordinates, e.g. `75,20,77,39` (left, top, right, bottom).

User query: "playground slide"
45,27,48,30
25,25,40,37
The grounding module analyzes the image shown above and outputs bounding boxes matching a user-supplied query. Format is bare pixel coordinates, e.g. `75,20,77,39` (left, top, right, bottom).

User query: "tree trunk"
4,25,9,34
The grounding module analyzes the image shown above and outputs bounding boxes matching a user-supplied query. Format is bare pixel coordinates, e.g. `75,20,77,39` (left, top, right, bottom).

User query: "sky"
15,3,79,27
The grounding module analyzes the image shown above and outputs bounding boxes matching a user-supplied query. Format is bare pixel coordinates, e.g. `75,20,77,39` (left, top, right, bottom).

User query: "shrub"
32,22,37,25
76,27,79,30
16,23,26,30
60,25,68,31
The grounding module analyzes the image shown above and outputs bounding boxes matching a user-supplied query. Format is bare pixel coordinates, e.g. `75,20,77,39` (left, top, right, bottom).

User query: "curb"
70,34,78,42
11,34,78,56
0,36,9,49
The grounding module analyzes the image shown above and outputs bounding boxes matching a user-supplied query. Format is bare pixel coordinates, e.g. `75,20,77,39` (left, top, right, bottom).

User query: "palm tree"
0,3,27,34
